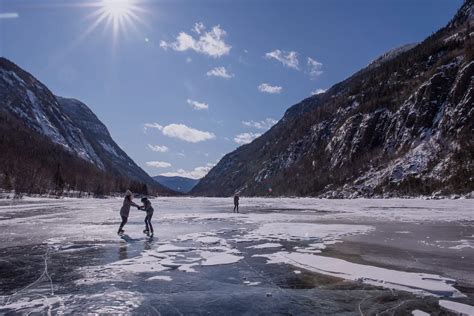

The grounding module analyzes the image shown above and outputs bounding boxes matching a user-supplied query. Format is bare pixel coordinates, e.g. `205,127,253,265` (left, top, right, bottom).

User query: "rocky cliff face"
56,97,160,187
192,1,474,197
0,57,172,194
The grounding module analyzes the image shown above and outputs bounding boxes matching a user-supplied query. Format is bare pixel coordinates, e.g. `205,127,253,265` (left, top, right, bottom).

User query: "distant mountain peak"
153,175,199,194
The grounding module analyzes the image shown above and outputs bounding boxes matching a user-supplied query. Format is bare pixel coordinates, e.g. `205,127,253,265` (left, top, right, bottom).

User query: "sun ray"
81,0,146,46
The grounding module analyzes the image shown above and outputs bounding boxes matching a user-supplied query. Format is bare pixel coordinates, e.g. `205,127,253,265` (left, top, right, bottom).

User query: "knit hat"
125,190,133,196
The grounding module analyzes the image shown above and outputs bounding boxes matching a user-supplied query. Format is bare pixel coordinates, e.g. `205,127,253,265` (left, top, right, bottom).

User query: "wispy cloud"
0,12,19,19
147,144,169,152
146,161,172,168
162,124,215,142
311,88,326,95
206,66,234,79
265,49,299,69
234,132,261,145
307,57,323,78
160,23,231,58
193,22,205,34
160,163,215,179
258,83,282,94
187,99,209,110
143,122,163,133
242,118,277,130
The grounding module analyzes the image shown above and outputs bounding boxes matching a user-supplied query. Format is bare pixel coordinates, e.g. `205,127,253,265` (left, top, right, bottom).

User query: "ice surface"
1,197,473,314
245,222,373,241
439,300,474,315
255,252,464,298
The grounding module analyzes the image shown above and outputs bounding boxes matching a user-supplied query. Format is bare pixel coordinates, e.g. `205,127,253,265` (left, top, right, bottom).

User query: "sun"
78,0,145,46
101,0,134,20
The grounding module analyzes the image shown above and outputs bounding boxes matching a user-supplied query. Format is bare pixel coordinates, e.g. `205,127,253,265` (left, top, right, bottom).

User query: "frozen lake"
0,197,473,315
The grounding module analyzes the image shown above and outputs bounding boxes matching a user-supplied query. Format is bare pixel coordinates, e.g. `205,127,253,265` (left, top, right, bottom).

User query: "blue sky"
0,0,463,178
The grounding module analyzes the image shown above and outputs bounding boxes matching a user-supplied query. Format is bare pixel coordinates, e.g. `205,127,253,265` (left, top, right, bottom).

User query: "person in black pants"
139,197,155,236
118,190,139,234
233,193,239,213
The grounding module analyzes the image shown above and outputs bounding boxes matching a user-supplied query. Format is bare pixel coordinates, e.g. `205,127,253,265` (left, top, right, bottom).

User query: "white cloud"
307,57,323,78
258,83,282,94
265,49,299,69
147,144,169,152
242,118,277,130
193,22,205,34
234,132,261,145
146,161,172,168
187,99,209,110
143,122,163,133
160,23,231,58
0,12,19,19
311,88,326,95
206,66,234,79
162,123,215,142
160,163,215,179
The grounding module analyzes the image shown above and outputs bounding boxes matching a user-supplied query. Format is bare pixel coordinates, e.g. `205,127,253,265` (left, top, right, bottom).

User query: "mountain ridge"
153,175,200,194
0,57,173,195
192,0,474,198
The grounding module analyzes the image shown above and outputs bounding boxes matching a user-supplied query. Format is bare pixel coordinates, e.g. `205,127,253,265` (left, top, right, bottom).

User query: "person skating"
233,193,239,213
117,190,139,235
138,197,154,236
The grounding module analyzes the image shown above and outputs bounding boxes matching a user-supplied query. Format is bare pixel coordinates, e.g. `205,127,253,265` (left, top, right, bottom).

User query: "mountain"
192,1,474,198
153,175,199,193
0,57,172,195
56,97,161,188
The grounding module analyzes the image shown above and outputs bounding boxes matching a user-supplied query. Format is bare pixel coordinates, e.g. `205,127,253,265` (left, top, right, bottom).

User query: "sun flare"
79,0,144,45
101,0,134,19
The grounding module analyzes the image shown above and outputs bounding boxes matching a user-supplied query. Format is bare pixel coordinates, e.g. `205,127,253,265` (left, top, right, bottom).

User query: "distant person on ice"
138,197,154,236
233,193,239,213
117,190,139,235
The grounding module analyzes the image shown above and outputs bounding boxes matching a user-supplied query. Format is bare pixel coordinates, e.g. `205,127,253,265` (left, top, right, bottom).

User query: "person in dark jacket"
118,190,139,235
233,193,239,213
138,197,154,236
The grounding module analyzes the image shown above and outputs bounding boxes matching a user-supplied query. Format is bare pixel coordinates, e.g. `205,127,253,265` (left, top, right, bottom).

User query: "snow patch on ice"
146,275,172,282
255,251,464,298
439,300,474,315
411,310,430,316
246,242,283,249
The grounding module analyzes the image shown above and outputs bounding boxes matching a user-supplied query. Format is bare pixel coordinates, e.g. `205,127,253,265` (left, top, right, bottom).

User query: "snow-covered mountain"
192,0,474,197
153,175,200,193
0,57,172,194
56,97,159,187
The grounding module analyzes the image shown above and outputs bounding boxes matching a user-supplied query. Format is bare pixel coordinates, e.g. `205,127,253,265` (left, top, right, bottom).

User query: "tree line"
0,110,149,198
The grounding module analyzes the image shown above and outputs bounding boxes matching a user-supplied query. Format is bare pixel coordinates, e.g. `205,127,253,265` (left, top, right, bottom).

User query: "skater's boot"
143,229,149,235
